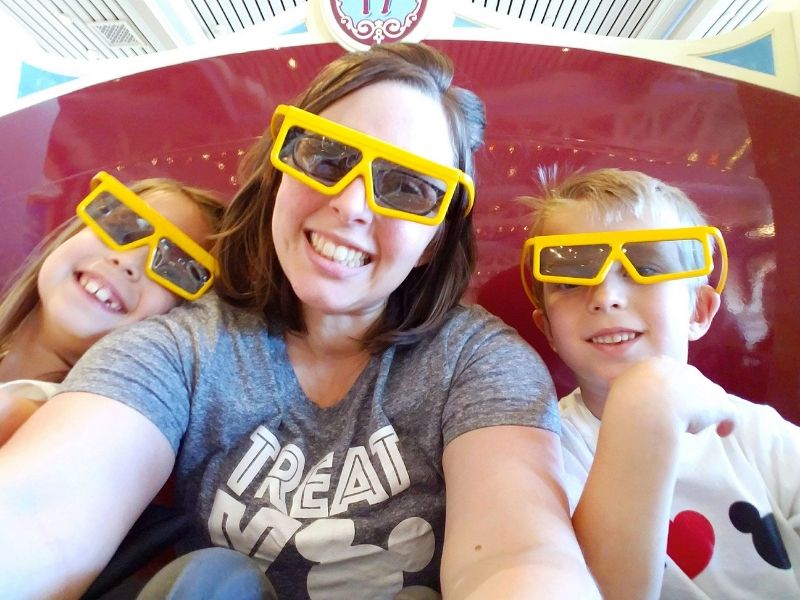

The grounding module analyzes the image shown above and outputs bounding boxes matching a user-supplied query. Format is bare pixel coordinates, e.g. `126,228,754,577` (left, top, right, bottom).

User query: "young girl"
0,172,223,445
0,44,596,599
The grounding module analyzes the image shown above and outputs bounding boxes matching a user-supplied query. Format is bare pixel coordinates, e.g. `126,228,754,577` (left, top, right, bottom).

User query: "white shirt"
560,389,800,599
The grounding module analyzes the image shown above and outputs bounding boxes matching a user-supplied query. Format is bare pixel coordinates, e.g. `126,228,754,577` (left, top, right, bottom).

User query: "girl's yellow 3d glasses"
269,105,475,226
521,226,728,305
76,171,218,301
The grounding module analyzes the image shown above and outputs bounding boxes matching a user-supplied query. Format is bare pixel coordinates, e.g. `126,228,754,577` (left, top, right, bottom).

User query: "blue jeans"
136,547,277,600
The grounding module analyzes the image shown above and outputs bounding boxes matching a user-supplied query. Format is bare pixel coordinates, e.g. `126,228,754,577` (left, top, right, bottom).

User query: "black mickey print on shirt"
729,501,791,569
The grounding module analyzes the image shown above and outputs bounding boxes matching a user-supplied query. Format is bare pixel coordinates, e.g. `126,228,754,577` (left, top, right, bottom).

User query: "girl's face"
37,189,212,348
271,81,454,323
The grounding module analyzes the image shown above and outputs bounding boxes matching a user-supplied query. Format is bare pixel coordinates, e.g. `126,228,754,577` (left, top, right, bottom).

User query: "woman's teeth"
310,232,369,267
79,274,123,312
592,332,637,344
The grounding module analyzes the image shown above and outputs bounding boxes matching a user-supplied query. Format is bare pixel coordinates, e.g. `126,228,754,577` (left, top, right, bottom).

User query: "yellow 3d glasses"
520,226,728,305
76,171,218,301
269,104,475,226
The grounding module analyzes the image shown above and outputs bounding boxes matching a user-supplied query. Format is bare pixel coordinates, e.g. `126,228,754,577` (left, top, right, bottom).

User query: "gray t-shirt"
64,294,558,599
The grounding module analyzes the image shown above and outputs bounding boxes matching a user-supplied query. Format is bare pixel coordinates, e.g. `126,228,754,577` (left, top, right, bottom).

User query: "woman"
0,43,596,598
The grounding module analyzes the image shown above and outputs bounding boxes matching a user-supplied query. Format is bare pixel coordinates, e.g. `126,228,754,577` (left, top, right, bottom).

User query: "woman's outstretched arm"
440,425,599,599
0,391,175,599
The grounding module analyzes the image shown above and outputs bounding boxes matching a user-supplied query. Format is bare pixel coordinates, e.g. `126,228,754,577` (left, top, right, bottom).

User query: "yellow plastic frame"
520,226,728,306
269,104,475,226
76,171,218,301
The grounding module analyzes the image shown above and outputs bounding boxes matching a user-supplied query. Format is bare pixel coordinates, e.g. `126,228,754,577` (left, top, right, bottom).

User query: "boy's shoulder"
726,393,800,440
558,388,601,444
558,388,592,420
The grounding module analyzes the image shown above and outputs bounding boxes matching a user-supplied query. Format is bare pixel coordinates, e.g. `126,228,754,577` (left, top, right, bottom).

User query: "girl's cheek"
137,282,181,319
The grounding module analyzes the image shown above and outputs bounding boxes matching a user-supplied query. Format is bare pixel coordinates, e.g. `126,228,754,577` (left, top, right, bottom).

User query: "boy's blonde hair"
0,178,224,366
521,167,711,308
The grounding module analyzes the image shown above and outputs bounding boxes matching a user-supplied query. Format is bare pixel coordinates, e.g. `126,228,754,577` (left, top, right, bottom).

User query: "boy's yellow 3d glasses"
76,171,218,301
269,104,475,226
521,226,728,304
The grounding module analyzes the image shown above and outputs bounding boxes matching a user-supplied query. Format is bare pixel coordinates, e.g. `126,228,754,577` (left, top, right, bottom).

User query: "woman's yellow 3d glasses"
269,104,475,226
520,226,728,306
76,171,218,301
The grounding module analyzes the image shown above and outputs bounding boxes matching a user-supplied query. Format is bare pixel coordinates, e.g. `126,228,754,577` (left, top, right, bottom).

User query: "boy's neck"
577,383,609,420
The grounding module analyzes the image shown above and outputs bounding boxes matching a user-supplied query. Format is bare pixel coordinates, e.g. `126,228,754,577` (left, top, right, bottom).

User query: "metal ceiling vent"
88,20,145,49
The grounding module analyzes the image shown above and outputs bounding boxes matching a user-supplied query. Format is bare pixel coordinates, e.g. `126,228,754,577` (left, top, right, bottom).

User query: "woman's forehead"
317,81,455,167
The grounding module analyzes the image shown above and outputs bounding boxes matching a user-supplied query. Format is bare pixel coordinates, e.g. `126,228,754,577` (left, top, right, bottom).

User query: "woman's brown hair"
215,42,486,352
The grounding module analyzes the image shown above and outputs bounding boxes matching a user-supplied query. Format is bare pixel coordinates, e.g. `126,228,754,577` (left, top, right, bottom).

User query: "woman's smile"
308,231,371,268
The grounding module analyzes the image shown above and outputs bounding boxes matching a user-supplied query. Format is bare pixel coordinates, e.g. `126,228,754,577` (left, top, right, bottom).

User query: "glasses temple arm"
713,229,728,294
519,246,540,308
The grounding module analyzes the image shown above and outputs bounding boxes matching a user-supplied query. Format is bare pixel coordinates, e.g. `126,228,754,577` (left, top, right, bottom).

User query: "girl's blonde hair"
0,177,224,361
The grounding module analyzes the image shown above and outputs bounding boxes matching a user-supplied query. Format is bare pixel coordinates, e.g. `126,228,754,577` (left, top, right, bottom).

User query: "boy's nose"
328,176,373,226
106,246,147,281
588,264,629,312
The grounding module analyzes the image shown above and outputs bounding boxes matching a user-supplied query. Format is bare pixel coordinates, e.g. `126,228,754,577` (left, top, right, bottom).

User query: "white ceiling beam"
134,0,210,49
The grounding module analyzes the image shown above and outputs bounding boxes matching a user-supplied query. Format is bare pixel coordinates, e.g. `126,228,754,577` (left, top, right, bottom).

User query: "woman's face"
271,81,455,323
37,189,212,350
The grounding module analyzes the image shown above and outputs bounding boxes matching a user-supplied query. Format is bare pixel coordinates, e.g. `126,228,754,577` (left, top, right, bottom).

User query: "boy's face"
532,204,720,401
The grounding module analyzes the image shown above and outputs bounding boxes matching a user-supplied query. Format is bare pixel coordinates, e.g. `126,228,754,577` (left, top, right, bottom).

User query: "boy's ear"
688,284,721,341
532,308,558,353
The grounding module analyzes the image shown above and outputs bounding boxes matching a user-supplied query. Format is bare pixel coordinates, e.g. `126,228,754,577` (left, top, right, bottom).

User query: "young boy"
520,168,800,599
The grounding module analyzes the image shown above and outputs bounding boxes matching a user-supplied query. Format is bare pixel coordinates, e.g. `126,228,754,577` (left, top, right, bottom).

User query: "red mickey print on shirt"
667,510,715,579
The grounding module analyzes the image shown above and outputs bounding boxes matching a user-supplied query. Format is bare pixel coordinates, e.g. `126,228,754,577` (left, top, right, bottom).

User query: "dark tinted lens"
372,159,446,216
624,239,705,278
540,244,611,278
279,127,361,185
151,238,211,294
86,192,154,245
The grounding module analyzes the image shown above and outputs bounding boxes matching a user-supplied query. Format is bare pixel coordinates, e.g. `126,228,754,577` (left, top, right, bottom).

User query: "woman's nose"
328,175,373,225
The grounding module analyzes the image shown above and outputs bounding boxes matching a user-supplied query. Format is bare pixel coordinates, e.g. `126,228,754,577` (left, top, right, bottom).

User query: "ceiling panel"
189,0,305,38
0,0,768,62
469,0,766,38
0,0,158,59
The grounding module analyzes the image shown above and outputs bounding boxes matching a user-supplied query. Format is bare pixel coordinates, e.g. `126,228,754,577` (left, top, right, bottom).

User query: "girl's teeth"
79,275,124,313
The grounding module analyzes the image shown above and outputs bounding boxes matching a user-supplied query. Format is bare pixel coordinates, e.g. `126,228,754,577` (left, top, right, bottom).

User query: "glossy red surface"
1,41,797,421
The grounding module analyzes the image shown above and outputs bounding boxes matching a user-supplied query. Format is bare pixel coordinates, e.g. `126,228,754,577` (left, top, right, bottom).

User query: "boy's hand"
607,356,738,438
